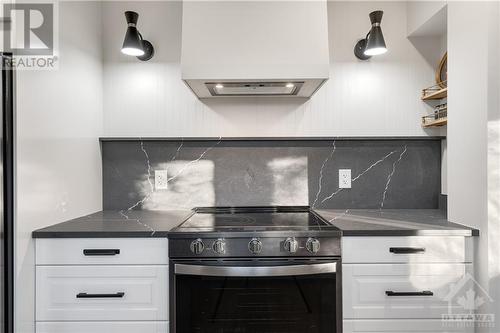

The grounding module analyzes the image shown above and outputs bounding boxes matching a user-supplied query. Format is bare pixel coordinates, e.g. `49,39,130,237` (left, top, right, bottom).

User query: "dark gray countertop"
32,209,479,238
100,136,445,142
32,210,193,238
314,209,479,236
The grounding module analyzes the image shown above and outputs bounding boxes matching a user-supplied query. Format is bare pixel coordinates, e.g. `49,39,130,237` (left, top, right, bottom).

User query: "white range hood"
181,1,330,98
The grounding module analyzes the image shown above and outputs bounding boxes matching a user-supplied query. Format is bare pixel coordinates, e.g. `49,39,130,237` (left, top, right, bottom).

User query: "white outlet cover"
155,169,169,190
338,169,352,189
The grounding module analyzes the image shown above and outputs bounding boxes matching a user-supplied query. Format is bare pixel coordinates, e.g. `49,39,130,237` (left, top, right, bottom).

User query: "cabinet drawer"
344,320,473,332
36,321,168,333
343,263,472,319
36,238,168,265
36,265,168,321
342,237,471,263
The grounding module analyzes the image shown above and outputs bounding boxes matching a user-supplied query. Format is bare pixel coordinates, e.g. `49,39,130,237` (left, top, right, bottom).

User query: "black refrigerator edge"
1,52,15,333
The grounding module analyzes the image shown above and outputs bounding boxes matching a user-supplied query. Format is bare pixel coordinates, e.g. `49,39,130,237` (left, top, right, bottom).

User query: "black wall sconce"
354,10,387,60
121,11,154,61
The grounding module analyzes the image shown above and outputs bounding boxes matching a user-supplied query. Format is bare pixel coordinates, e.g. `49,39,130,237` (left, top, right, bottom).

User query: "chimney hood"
181,1,330,98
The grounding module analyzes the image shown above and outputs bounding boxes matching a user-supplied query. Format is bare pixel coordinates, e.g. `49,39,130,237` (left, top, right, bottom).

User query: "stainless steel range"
169,206,342,333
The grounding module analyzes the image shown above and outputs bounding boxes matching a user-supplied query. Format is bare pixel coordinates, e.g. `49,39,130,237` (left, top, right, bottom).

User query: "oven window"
175,272,337,333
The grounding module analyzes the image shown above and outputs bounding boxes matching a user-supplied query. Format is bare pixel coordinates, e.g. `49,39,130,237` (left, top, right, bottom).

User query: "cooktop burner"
176,206,330,231
169,206,341,258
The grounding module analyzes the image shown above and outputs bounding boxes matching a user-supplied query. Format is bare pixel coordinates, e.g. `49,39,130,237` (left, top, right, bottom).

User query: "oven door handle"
175,262,337,277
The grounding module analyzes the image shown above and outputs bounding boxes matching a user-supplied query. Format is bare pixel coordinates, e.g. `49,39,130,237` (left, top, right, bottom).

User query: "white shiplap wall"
102,1,441,137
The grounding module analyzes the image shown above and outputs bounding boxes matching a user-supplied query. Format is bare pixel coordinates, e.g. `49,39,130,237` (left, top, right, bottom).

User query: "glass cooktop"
174,206,336,232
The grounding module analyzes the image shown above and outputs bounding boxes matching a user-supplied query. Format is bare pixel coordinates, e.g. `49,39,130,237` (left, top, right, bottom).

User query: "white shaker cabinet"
342,236,474,333
35,238,169,332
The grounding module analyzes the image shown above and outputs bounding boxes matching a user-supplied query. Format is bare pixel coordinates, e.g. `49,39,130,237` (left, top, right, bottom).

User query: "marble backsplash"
101,138,442,211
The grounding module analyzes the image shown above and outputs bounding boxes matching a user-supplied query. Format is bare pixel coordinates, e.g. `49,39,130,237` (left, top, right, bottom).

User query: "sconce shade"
354,10,387,60
369,10,383,25
122,11,143,56
122,26,144,56
121,10,154,60
365,10,386,56
365,26,386,56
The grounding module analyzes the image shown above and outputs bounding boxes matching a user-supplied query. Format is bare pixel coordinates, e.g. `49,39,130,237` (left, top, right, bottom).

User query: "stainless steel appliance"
1,52,15,333
169,206,342,333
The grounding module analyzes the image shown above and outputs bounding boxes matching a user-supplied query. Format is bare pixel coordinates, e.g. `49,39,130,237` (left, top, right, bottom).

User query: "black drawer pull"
389,247,425,254
76,292,125,298
385,290,433,297
83,249,120,256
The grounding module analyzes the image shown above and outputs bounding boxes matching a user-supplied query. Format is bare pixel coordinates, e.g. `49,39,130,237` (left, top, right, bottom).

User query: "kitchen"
1,1,499,333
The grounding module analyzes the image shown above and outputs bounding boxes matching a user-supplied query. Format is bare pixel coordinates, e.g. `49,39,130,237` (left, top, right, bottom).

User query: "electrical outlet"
155,169,169,190
339,169,352,189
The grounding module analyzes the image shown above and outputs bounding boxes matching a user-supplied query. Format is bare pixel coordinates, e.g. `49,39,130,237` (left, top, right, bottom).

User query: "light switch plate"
155,169,169,190
339,169,351,188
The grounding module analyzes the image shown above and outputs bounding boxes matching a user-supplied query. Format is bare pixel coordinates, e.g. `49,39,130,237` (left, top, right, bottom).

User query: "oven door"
170,258,341,333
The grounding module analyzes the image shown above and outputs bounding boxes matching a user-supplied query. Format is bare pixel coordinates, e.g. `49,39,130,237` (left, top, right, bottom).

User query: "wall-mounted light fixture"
354,10,387,60
121,11,154,61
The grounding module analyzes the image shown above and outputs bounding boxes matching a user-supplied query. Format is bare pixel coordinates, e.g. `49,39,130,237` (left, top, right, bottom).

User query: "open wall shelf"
421,83,447,128
422,117,447,128
422,87,447,101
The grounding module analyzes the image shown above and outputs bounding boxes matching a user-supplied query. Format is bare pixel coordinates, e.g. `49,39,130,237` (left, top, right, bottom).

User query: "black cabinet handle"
83,249,120,256
389,247,425,254
76,292,125,298
385,290,433,297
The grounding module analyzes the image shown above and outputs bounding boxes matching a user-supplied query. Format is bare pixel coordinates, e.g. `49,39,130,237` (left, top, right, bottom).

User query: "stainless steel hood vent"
181,1,330,99
206,82,304,96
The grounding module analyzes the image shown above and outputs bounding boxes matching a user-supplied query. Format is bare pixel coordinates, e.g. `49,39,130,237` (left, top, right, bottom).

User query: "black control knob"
306,238,320,254
212,239,226,254
190,239,205,255
284,237,299,253
248,238,263,254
